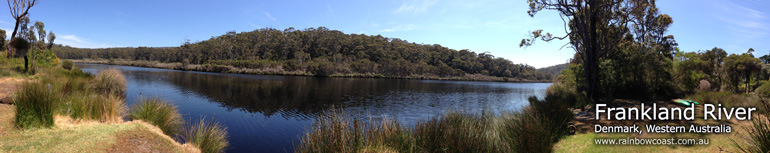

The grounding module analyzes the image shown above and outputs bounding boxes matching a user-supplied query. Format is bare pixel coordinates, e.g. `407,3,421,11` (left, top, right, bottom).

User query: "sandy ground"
0,77,26,104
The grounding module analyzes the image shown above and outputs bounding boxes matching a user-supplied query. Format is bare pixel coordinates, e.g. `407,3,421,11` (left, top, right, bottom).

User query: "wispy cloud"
380,24,417,32
394,0,437,14
57,34,115,48
60,34,82,43
711,0,769,42
264,12,276,21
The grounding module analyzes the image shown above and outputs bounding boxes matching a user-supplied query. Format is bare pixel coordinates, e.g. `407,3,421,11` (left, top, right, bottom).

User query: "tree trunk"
24,56,28,72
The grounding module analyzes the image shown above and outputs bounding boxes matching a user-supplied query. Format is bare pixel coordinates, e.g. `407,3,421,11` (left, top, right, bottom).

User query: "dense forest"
53,27,554,82
537,63,568,76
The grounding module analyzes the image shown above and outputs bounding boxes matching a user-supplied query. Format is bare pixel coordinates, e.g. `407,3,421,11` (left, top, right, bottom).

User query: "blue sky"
0,0,767,68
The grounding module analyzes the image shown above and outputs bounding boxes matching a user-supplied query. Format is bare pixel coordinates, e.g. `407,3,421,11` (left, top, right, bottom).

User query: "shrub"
179,118,229,153
62,59,74,70
93,68,126,97
129,97,184,136
757,82,770,98
14,82,58,129
65,92,126,123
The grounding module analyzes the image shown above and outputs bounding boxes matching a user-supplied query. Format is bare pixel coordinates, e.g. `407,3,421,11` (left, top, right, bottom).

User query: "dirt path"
0,77,26,104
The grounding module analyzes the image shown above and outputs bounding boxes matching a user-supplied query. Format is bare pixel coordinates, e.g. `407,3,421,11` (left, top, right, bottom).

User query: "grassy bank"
1,56,228,153
70,58,550,83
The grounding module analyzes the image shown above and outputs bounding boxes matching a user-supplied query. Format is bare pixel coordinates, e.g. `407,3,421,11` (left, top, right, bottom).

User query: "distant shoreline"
70,59,552,83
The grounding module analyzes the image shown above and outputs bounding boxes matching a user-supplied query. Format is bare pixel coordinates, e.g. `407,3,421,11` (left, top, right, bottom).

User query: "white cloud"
60,34,82,43
380,24,417,32
394,0,437,14
264,12,276,21
56,34,115,48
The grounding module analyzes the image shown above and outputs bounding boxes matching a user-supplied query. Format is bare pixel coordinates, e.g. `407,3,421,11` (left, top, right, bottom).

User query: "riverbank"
70,59,551,83
0,56,213,152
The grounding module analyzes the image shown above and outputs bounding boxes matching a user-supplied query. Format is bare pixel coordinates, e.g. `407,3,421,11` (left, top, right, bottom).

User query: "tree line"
54,27,554,81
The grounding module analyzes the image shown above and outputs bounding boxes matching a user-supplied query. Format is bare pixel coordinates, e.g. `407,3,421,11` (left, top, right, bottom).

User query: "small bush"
93,68,126,97
180,118,229,153
14,82,58,129
65,92,126,123
129,97,184,136
62,59,74,70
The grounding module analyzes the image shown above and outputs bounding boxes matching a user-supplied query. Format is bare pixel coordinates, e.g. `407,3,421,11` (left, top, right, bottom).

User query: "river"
77,63,550,152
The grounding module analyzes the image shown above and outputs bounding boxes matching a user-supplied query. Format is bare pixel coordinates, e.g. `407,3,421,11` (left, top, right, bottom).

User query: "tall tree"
7,0,36,40
520,0,630,102
46,31,54,49
7,0,37,70
34,21,44,44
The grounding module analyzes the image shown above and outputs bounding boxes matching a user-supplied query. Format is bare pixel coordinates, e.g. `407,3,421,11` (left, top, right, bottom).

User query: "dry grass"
0,104,199,153
93,68,126,97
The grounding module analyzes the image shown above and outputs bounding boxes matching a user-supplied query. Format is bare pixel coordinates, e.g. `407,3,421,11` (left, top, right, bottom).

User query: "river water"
77,63,550,152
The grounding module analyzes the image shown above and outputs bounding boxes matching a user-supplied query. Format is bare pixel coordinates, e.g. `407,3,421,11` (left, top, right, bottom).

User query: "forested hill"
54,27,553,82
538,63,568,77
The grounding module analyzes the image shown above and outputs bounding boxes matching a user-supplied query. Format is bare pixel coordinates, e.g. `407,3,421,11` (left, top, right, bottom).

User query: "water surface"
77,63,550,152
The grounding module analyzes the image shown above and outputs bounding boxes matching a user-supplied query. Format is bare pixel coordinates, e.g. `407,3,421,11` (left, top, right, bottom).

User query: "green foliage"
62,59,73,70
758,81,770,98
129,97,184,136
92,68,126,97
53,27,553,81
14,81,58,129
538,63,568,77
180,118,229,153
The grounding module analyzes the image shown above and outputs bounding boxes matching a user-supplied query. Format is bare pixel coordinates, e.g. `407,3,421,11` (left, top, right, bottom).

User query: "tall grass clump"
93,68,126,97
65,92,126,123
414,111,505,152
733,98,770,153
129,97,184,136
501,96,574,153
62,59,74,70
14,82,59,129
296,110,414,153
179,118,229,153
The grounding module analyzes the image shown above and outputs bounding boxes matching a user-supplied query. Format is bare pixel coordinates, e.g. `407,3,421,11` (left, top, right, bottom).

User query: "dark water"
77,63,550,153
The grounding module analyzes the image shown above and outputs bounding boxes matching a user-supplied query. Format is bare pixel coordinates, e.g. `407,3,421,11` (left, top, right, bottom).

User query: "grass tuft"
129,97,184,136
14,81,59,129
179,118,229,153
64,92,126,123
93,68,126,97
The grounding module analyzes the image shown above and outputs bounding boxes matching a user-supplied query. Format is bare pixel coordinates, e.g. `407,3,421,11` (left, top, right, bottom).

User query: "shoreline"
70,59,553,83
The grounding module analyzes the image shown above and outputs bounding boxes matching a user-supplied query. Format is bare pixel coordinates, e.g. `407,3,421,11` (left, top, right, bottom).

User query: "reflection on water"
77,63,550,153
